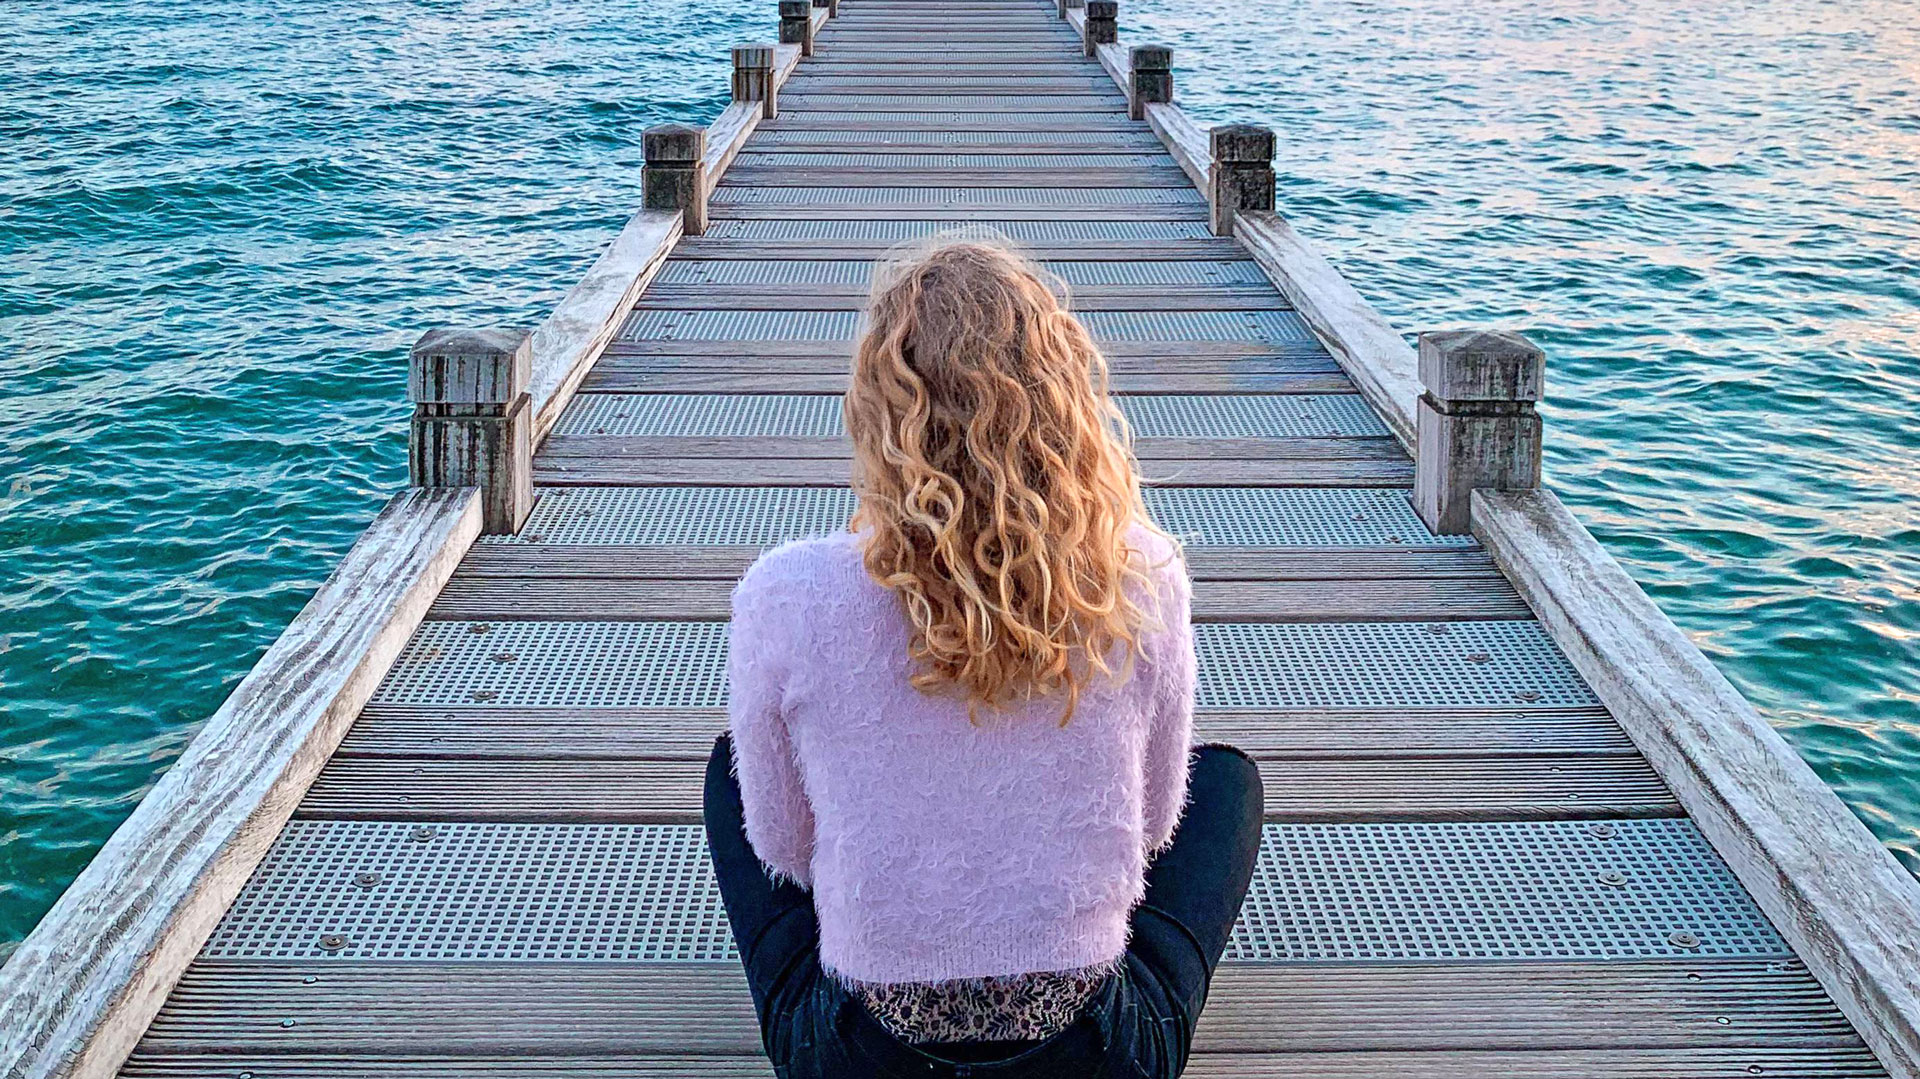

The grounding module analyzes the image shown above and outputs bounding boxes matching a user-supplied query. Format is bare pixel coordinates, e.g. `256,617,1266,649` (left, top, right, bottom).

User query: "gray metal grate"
1194,622,1597,709
779,95,1129,108
697,219,1217,241
711,187,1201,206
657,260,1270,287
481,487,1467,548
1144,488,1470,547
763,111,1143,126
199,820,1787,963
618,309,1311,344
554,394,842,438
494,487,858,546
731,152,1175,169
552,393,1383,440
1121,395,1388,438
370,620,1590,709
754,130,1165,147
370,622,728,708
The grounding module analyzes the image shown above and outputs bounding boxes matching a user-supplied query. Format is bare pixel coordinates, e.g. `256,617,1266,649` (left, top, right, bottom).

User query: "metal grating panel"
619,309,1311,344
657,260,1270,287
552,393,1384,439
370,622,728,708
495,487,858,546
1144,488,1470,547
554,394,842,438
370,620,1591,709
755,130,1165,146
1121,395,1389,438
731,152,1174,168
761,111,1143,126
698,219,1216,241
711,186,1202,206
1194,622,1597,709
780,95,1125,108
482,487,1468,548
199,820,1787,963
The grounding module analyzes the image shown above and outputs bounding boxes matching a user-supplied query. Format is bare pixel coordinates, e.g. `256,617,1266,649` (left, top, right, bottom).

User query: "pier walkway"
7,1,1920,1077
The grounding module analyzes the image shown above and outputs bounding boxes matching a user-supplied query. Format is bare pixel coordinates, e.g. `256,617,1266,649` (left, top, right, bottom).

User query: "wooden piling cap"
778,0,811,15
643,123,707,164
1418,329,1545,403
733,43,776,67
1085,0,1117,15
409,328,530,404
1131,44,1172,70
1211,123,1274,163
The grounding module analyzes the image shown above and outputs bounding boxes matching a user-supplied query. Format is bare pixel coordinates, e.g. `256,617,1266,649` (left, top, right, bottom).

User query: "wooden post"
1057,0,1080,18
1208,123,1274,236
813,0,838,17
732,44,778,120
409,328,533,535
643,122,707,235
780,0,815,56
1083,0,1117,56
1130,44,1171,121
1413,329,1545,535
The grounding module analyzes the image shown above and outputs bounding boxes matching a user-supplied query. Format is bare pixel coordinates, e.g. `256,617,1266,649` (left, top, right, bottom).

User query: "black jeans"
703,734,1265,1079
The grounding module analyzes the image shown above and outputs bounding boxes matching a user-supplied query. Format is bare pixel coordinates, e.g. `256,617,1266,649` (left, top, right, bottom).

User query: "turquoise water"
1,0,1915,954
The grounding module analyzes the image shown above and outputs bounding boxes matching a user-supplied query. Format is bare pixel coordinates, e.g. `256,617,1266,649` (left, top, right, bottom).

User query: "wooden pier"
8,1,1920,1077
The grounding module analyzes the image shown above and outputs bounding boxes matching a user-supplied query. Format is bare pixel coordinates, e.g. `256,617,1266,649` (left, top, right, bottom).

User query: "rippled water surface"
2,0,1916,951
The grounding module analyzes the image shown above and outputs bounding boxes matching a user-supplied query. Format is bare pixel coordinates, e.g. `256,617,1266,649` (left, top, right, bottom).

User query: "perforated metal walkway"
121,1,1885,1076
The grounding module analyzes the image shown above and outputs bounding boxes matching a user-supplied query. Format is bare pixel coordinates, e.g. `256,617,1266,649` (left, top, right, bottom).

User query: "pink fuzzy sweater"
726,527,1196,987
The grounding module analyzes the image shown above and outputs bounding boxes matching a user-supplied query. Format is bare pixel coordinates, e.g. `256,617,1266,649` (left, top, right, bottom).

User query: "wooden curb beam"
1412,329,1544,535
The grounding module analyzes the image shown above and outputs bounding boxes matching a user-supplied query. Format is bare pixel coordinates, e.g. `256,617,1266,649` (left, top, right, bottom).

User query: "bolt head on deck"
1212,124,1275,164
1418,329,1546,403
643,123,706,165
408,328,530,404
1131,44,1172,71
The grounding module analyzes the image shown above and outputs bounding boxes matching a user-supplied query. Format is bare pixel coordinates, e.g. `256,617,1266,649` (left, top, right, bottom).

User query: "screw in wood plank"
279,1019,297,1029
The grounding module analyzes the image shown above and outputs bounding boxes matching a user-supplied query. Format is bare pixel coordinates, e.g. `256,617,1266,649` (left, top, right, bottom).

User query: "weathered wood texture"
1413,328,1545,535
409,329,533,534
0,489,482,1079
1475,488,1920,1079
525,211,682,443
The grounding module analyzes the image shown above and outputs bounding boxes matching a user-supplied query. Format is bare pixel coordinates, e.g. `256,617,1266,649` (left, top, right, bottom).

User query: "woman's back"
728,525,1193,986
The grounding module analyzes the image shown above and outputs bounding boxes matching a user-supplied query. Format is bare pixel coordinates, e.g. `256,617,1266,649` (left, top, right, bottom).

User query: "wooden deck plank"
296,755,1678,822
424,574,1527,623
339,704,1635,761
529,456,1415,488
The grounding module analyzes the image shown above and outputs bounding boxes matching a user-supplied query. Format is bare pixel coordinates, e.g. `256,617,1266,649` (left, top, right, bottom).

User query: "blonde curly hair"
845,232,1167,722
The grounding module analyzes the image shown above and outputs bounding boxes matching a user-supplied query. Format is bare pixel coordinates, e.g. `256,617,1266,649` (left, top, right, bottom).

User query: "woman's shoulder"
734,531,870,606
1127,522,1189,588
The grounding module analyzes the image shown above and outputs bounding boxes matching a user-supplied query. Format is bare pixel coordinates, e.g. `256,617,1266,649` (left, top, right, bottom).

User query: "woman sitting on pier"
705,237,1263,1078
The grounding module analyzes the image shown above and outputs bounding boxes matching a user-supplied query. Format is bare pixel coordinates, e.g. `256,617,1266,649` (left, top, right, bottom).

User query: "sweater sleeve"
1141,557,1196,855
727,562,816,888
